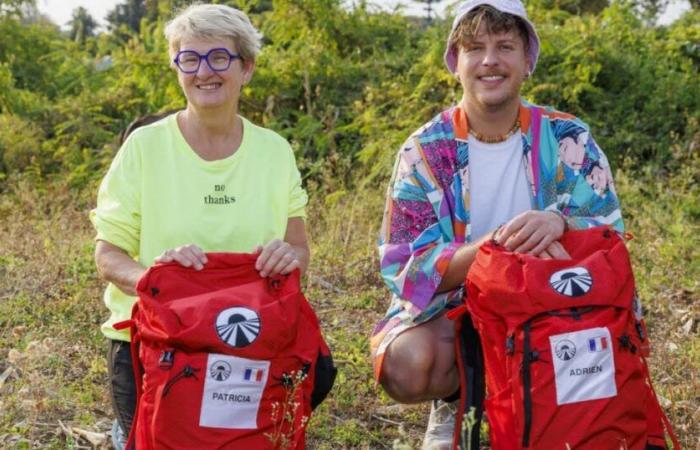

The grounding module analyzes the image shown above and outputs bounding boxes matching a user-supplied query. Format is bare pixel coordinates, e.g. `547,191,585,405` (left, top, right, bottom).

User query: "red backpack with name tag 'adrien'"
449,227,680,450
114,253,336,450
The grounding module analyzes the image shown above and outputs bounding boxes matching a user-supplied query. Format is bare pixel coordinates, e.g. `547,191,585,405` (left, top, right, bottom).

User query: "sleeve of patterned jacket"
377,135,462,312
548,115,625,232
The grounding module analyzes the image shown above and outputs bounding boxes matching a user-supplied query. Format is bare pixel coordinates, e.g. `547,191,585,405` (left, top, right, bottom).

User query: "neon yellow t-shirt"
90,113,307,341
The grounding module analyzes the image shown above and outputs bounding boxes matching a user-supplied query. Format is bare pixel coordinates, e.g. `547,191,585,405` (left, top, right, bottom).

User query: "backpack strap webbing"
642,356,682,449
449,306,485,450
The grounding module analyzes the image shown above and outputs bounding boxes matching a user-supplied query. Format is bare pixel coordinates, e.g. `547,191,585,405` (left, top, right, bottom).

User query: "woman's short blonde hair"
164,4,263,63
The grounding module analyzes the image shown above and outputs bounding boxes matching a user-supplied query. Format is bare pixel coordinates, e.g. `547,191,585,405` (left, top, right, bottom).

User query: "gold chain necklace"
470,119,521,144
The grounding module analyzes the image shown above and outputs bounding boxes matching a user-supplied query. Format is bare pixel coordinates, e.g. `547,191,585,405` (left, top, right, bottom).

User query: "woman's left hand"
254,239,301,277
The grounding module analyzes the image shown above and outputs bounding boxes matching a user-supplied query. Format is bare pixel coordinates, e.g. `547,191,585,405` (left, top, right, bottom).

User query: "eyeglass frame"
173,48,243,74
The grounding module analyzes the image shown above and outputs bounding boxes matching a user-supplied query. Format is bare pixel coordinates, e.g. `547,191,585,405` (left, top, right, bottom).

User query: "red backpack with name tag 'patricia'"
114,253,336,450
449,227,680,450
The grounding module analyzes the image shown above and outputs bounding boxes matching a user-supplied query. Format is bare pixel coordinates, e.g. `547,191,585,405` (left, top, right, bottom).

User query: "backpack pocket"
523,250,632,316
141,281,302,357
146,350,309,449
484,385,519,450
511,307,648,449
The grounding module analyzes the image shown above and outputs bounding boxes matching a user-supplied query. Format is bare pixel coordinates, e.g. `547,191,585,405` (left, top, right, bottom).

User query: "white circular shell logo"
215,307,261,348
549,267,593,297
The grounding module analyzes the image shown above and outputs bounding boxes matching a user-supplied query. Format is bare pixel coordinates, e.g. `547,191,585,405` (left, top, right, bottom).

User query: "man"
370,1,623,448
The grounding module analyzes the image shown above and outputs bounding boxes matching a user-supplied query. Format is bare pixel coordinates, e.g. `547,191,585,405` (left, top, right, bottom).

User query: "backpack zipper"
162,365,200,397
519,306,600,447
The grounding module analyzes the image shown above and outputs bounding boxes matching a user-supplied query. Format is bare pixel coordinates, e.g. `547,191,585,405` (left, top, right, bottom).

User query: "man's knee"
380,342,434,403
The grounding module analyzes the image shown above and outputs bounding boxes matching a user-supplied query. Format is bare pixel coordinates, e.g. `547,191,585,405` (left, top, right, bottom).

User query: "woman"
90,4,309,445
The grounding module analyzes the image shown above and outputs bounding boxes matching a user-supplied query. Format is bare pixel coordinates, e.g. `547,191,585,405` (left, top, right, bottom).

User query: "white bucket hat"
443,0,540,74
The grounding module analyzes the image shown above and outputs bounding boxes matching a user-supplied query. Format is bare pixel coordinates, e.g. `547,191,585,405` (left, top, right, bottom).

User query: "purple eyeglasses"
173,48,242,74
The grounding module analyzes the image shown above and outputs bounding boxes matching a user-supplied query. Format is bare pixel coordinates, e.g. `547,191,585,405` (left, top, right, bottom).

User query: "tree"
633,0,670,24
412,0,445,22
0,0,36,18
526,0,610,15
68,7,97,43
153,0,190,18
106,0,147,33
245,0,274,14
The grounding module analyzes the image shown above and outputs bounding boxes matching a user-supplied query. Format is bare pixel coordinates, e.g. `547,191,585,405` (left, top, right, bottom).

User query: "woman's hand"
155,244,208,270
254,239,301,277
496,210,566,255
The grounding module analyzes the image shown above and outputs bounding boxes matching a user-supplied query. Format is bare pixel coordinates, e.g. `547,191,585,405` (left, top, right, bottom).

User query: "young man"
370,1,623,448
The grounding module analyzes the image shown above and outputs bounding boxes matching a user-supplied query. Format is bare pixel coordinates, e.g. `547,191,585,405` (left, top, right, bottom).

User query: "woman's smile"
196,82,223,90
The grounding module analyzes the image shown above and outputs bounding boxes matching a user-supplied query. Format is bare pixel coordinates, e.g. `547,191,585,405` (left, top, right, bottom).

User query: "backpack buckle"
159,350,175,369
636,322,646,341
268,275,285,290
506,335,515,355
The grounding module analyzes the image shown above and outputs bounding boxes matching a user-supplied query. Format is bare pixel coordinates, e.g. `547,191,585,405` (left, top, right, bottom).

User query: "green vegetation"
0,0,698,447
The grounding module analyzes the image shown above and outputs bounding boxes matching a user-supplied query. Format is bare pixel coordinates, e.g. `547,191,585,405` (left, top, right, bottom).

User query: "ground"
0,167,698,449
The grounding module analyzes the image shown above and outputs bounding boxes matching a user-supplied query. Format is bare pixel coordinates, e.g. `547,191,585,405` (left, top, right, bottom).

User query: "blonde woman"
90,5,309,447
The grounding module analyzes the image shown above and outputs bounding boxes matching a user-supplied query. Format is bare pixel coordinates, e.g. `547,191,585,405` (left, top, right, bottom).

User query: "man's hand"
496,210,566,256
537,240,571,260
254,239,301,277
155,244,208,270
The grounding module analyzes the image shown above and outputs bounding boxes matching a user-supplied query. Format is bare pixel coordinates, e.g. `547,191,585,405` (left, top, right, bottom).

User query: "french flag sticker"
589,336,608,352
243,367,265,383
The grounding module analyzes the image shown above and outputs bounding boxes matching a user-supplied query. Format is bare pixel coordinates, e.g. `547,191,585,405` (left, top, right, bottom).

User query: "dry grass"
0,164,698,448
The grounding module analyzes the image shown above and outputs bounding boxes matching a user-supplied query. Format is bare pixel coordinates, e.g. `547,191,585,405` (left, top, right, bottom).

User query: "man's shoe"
110,419,126,450
421,399,457,450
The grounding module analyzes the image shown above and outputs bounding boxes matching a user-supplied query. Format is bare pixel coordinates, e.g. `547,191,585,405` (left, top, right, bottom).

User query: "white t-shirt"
468,132,532,240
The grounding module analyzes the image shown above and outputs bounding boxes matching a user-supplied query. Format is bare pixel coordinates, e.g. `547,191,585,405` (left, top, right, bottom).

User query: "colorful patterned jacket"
377,100,623,327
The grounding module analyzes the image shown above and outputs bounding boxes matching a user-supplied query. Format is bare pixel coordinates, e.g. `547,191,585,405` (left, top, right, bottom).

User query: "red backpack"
114,253,336,450
448,227,680,450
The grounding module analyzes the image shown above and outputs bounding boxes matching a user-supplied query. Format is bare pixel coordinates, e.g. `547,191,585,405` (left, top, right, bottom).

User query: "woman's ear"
242,60,256,85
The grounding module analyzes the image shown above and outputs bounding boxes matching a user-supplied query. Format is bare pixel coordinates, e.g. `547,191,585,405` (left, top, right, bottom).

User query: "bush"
0,1,697,191
0,113,42,176
525,4,700,170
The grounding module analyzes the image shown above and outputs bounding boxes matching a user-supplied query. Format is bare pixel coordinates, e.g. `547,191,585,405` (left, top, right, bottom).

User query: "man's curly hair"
449,5,530,52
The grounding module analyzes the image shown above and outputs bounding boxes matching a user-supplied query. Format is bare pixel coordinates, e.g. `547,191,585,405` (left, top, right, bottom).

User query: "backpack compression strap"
642,357,682,449
447,304,485,450
113,307,142,450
